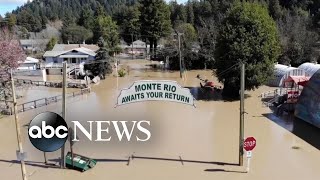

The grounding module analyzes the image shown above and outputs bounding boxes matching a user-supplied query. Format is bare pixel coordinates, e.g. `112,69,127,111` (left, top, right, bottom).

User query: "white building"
17,57,39,70
298,62,320,77
268,64,306,87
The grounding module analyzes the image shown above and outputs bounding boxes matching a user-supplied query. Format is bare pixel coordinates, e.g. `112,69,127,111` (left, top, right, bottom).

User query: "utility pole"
177,32,183,78
10,69,28,180
239,62,245,166
131,34,134,60
60,62,67,168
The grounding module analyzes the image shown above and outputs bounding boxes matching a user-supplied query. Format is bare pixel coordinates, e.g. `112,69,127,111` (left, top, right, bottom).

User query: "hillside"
12,0,137,32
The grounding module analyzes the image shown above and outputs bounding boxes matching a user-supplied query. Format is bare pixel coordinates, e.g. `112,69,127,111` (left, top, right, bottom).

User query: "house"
20,39,49,52
43,44,98,65
43,44,99,75
125,40,147,56
17,57,39,70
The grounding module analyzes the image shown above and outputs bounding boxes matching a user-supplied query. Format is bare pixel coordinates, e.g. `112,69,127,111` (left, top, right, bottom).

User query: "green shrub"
118,69,126,77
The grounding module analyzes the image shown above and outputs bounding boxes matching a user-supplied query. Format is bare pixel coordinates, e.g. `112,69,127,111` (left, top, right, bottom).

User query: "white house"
43,44,98,65
20,39,49,52
17,57,39,70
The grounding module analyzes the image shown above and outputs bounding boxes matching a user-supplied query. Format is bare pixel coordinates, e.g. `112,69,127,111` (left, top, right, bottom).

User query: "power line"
214,62,242,78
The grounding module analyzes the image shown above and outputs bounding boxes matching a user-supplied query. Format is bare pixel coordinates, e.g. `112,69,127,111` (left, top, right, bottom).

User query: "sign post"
243,137,256,173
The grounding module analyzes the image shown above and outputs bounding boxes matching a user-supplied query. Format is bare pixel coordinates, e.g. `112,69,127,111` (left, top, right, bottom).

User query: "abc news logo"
28,112,151,152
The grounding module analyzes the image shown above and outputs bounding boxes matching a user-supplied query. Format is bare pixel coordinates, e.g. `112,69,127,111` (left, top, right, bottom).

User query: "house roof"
59,55,89,58
52,44,99,51
43,47,96,58
43,51,66,57
20,39,49,46
284,76,310,85
18,57,39,64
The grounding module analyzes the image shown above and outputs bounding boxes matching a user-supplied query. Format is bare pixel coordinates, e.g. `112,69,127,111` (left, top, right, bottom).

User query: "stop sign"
244,137,256,151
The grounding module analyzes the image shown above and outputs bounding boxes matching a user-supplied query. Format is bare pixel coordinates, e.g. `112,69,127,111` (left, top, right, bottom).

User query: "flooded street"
1,60,320,180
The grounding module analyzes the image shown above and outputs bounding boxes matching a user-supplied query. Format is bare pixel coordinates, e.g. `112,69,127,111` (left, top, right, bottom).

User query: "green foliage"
16,9,42,32
176,23,197,46
94,15,120,53
139,0,172,52
114,5,141,44
78,5,95,30
277,10,318,66
269,0,283,20
46,37,58,51
215,2,281,98
5,14,17,30
170,1,187,26
84,37,112,79
118,69,127,77
61,25,93,44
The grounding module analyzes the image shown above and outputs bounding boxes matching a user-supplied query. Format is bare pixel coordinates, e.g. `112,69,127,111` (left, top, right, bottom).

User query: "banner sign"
115,80,195,107
287,91,299,103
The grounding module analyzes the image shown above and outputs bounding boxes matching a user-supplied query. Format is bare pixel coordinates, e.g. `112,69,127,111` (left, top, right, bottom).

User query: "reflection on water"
187,87,222,101
264,113,320,150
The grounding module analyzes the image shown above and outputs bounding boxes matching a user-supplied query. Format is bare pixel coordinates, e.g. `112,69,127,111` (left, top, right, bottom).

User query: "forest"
1,0,320,98
1,0,320,71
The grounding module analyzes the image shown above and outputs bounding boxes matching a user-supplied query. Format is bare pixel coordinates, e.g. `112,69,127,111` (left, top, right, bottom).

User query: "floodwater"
1,60,320,180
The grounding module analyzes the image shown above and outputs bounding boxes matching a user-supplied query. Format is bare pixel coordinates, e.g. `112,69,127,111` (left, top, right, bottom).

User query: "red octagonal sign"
244,137,256,151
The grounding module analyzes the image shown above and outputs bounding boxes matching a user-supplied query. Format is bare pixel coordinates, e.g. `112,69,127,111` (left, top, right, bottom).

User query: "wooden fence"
15,79,88,89
3,88,91,115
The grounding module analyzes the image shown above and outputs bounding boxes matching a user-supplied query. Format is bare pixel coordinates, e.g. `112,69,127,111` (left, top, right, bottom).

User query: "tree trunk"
154,39,158,58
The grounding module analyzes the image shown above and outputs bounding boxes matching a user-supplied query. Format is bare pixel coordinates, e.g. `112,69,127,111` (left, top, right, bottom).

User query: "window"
71,58,77,63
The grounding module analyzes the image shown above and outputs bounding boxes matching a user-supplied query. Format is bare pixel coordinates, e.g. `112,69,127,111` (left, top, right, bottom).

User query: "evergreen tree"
78,5,95,30
46,37,58,50
84,37,112,79
269,0,283,20
139,0,171,55
61,25,93,44
186,1,194,24
116,5,141,44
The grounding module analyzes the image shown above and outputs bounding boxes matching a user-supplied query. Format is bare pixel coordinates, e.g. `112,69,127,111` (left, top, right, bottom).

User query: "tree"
139,0,171,54
46,37,58,50
169,1,187,27
78,5,95,30
0,28,26,100
215,2,281,98
186,0,194,24
93,15,120,53
269,0,283,20
277,10,318,66
115,5,141,44
176,23,197,46
6,13,17,30
61,25,93,44
84,37,112,79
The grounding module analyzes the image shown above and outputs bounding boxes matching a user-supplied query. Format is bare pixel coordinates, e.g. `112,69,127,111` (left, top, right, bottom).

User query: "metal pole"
60,62,67,168
44,152,47,164
178,33,182,78
239,62,245,166
69,128,74,167
131,34,134,60
10,69,28,180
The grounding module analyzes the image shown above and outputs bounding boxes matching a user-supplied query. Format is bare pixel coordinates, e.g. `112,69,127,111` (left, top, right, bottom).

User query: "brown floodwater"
1,60,320,180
